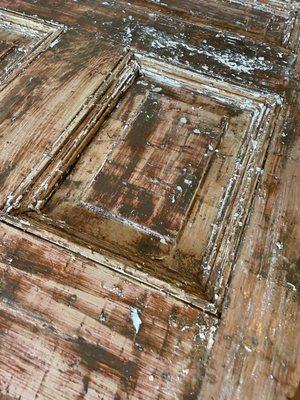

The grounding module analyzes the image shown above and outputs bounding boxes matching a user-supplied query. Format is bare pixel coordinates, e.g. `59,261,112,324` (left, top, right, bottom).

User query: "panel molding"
1,52,284,311
0,8,63,89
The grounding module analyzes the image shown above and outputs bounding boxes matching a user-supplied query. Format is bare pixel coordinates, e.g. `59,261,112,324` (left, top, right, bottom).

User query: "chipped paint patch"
130,307,142,334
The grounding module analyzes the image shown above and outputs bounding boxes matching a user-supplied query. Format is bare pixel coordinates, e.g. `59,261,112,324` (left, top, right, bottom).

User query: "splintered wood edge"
0,8,65,91
0,8,61,34
133,56,285,306
28,55,139,211
3,50,134,213
204,102,287,306
0,212,218,315
2,53,282,214
2,52,284,311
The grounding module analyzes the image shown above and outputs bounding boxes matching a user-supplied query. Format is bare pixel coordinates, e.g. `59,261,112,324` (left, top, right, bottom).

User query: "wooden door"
0,1,299,399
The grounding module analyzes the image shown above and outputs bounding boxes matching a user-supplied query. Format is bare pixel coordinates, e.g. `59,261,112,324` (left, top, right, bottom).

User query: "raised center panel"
81,79,226,242
9,54,280,309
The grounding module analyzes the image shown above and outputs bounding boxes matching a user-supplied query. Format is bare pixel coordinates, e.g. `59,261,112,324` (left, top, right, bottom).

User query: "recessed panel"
9,56,279,307
82,83,226,242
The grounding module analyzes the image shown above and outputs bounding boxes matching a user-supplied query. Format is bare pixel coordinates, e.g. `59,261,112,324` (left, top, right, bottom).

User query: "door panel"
0,0,296,92
0,9,61,84
0,222,217,399
199,90,300,400
4,51,283,309
119,0,298,47
0,19,124,208
0,1,299,399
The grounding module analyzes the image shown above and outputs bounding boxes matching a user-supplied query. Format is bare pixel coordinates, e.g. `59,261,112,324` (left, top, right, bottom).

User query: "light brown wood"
0,0,299,399
199,91,300,400
0,222,217,399
0,20,124,209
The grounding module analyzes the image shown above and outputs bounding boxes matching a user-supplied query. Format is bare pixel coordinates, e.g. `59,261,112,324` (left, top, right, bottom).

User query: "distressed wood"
0,23,124,209
119,0,299,48
0,0,299,399
0,222,217,399
0,9,62,87
199,81,300,400
0,0,298,94
6,52,282,309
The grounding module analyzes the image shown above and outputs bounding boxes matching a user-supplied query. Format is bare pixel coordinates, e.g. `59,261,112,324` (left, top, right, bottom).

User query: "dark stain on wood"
86,88,222,240
0,273,20,303
2,241,53,277
0,1,299,398
75,336,139,391
82,375,89,395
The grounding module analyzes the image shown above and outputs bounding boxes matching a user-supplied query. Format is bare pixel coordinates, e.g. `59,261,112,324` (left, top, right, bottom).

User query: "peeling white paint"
130,307,142,334
180,117,188,124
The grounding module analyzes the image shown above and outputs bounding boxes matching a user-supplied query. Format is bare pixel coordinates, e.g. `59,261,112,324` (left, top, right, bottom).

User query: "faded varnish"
0,1,299,399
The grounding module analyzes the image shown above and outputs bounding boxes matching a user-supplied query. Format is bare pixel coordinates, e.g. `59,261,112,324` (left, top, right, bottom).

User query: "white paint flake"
198,324,206,340
180,117,188,124
184,179,193,186
19,219,31,226
244,344,252,353
207,325,217,350
251,139,258,150
193,128,201,135
287,282,296,291
143,26,272,75
49,38,60,48
130,307,142,334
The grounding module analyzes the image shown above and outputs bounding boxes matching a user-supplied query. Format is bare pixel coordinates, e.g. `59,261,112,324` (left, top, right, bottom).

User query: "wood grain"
0,28,123,209
7,54,281,310
119,0,298,48
0,222,217,400
0,1,298,399
83,78,224,241
0,9,62,89
0,0,297,94
199,62,300,400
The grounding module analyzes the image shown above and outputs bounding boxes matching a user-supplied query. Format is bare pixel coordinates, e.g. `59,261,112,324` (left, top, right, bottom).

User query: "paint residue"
130,307,142,334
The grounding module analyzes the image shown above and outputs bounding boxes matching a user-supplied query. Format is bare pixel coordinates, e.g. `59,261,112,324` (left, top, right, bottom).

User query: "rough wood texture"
2,52,284,311
122,0,298,47
0,9,61,85
0,0,297,94
0,223,217,400
84,85,223,241
0,0,299,399
0,25,123,209
199,86,300,400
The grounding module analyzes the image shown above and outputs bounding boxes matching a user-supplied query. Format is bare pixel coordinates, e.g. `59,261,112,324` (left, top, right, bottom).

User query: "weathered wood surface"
0,0,298,94
0,0,299,399
199,68,300,399
0,222,218,399
1,0,296,218
0,9,60,84
4,49,283,310
17,57,261,308
0,26,124,209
